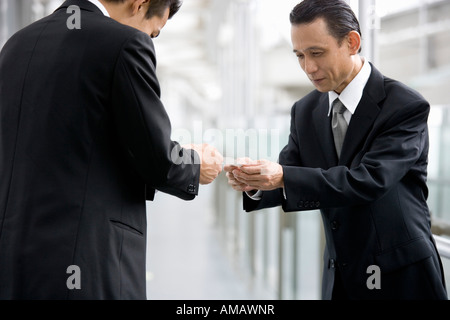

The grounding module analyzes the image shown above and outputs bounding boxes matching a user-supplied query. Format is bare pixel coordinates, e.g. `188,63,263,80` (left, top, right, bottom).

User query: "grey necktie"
331,98,348,159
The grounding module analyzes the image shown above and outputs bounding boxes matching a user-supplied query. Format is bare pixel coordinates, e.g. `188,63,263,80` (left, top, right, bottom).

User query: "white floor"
145,183,257,300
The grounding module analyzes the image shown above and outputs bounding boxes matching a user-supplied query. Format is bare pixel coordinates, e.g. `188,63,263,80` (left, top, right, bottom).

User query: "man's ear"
131,0,150,15
347,31,361,55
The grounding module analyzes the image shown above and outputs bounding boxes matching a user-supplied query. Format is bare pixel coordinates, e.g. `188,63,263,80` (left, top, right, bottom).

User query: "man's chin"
310,81,330,93
313,85,329,93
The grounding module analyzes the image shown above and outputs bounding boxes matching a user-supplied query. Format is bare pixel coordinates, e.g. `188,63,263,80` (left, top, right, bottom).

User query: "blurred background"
1,0,450,300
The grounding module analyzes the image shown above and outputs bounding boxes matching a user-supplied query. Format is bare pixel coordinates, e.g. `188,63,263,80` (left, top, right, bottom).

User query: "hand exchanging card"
224,158,284,192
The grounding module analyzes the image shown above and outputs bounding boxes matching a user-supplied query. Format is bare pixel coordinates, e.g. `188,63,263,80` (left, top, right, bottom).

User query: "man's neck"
98,0,127,21
351,55,364,83
334,55,364,95
88,0,110,16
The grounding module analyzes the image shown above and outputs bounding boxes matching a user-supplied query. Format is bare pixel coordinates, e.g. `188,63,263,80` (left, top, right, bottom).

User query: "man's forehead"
291,23,335,50
291,19,330,35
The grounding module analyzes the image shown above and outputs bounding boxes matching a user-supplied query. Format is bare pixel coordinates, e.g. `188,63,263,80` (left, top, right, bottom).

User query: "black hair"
145,0,182,19
104,0,182,19
290,0,362,53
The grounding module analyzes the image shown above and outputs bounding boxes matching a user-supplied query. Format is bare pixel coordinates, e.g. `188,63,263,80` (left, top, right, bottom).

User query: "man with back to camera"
0,0,223,299
224,0,448,300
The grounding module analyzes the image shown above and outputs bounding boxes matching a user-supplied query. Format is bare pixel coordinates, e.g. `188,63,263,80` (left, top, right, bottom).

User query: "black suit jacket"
0,0,200,299
244,63,448,300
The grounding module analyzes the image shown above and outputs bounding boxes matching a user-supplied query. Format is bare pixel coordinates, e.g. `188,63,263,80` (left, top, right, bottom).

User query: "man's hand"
224,157,257,192
224,158,284,192
184,144,223,185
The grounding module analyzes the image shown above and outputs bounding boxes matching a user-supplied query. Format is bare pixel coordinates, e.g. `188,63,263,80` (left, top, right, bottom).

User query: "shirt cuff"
246,190,262,201
246,189,287,201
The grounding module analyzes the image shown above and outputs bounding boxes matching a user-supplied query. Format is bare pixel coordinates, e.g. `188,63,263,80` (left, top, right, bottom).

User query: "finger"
226,172,236,180
234,179,261,192
227,175,243,187
240,185,255,192
233,169,268,183
225,165,241,172
236,157,258,165
223,165,233,172
239,165,264,175
242,185,258,192
227,174,247,187
233,172,251,185
229,179,245,191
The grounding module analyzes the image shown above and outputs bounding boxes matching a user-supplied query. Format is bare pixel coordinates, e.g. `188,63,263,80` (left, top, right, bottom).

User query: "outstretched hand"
224,158,258,192
224,158,284,192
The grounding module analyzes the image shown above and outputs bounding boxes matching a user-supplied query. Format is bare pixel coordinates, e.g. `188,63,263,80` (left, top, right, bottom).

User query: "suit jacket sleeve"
280,97,430,212
110,31,200,201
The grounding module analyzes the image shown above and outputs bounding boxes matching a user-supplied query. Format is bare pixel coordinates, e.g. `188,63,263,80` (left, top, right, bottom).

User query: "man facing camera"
225,0,447,300
0,0,222,299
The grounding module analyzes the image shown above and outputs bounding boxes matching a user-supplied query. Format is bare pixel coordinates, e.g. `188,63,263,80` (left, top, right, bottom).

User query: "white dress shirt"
248,57,372,201
328,58,372,125
88,0,110,17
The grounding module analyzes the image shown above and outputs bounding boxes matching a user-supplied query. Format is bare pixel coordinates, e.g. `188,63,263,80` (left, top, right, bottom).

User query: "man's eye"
312,52,322,56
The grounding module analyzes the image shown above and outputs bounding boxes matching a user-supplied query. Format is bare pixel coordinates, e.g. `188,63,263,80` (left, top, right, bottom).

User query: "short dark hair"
104,0,182,19
290,0,362,52
145,0,182,19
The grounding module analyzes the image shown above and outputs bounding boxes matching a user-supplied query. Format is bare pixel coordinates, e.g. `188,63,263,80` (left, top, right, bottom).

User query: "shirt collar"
88,0,110,17
328,57,372,116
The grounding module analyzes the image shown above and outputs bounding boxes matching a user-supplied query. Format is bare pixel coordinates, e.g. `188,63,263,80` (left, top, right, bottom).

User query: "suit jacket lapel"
339,64,386,165
313,93,338,167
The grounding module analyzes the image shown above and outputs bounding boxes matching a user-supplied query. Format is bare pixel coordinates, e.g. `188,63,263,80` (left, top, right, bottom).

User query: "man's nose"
303,58,318,75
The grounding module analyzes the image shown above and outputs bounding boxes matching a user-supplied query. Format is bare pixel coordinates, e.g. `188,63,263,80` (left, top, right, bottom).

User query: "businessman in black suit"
0,0,223,299
225,0,448,300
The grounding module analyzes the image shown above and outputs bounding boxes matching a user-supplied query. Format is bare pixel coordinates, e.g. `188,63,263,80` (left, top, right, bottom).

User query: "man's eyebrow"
293,47,325,53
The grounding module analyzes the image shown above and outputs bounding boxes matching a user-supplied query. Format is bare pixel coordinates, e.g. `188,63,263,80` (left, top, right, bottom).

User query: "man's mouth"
311,78,325,85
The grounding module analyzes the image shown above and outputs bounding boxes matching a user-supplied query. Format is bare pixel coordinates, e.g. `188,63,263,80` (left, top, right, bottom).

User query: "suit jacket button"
315,202,320,208
304,201,310,207
298,201,304,208
329,259,336,269
187,185,196,193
